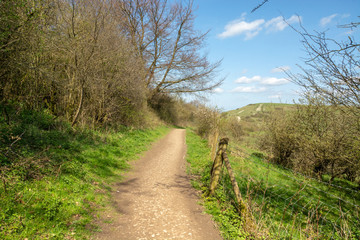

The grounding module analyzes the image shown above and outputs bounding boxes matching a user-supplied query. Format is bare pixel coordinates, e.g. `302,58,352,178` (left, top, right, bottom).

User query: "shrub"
194,106,220,139
261,98,360,182
261,109,298,167
221,116,244,142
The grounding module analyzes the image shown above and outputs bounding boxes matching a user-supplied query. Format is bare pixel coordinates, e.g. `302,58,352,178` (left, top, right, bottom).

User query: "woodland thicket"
1,0,221,128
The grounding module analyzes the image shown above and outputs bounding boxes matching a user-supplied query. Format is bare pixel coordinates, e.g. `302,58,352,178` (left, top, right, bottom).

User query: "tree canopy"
0,0,222,127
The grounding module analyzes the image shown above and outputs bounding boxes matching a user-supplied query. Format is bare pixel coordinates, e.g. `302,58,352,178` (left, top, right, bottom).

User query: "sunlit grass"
228,145,360,239
186,127,360,239
0,105,170,239
185,129,248,240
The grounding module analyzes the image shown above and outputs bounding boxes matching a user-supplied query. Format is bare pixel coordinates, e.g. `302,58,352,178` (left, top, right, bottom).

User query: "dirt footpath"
95,129,222,240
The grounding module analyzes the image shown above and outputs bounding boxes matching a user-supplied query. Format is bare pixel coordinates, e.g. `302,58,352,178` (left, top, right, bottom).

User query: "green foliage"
189,111,360,239
220,116,244,142
148,94,179,124
0,104,170,239
221,103,296,148
224,103,294,120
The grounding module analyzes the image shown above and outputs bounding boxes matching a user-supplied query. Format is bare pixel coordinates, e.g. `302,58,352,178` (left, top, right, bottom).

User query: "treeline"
1,0,221,128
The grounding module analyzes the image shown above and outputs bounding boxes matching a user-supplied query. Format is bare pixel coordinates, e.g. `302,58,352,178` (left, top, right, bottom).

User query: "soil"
94,129,222,240
255,104,263,112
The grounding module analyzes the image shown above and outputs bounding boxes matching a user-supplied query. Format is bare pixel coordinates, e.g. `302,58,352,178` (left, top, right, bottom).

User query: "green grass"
185,129,249,240
227,144,360,239
0,104,170,239
221,103,297,149
223,103,295,119
186,127,360,239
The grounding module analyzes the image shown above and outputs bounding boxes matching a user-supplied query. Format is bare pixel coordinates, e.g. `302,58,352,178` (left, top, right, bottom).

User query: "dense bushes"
0,0,221,129
193,105,220,139
261,98,360,183
220,116,244,142
0,0,148,127
267,19,360,184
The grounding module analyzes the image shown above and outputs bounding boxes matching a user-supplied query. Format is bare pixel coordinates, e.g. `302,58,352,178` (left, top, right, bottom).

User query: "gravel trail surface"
95,129,222,240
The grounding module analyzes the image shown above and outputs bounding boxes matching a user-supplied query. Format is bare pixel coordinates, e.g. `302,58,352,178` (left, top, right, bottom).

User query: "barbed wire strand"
247,179,345,238
228,146,360,194
229,147,360,209
226,153,359,237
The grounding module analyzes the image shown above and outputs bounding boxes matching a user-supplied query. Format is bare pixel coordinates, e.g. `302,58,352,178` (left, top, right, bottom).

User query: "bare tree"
1,0,221,127
287,21,360,113
46,0,147,126
270,20,360,183
115,0,222,98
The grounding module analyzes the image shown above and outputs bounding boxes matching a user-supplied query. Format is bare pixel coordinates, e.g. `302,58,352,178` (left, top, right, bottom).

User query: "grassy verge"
186,128,360,239
0,105,169,239
228,144,360,239
185,129,248,240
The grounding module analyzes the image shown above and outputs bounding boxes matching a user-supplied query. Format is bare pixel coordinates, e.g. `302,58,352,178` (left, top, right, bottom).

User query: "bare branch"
116,0,222,97
285,20,360,113
251,0,270,13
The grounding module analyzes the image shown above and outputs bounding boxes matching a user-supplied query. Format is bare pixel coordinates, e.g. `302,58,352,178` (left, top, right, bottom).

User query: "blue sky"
192,0,360,111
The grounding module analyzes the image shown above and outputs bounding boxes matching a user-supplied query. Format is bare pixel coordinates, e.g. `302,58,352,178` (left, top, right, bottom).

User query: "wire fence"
224,146,360,239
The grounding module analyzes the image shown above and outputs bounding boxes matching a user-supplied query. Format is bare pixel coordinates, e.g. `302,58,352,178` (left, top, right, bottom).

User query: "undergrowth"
185,129,249,239
0,103,169,239
186,128,360,239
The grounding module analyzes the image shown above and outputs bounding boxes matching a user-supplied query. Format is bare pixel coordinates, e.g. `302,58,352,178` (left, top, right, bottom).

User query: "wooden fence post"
222,152,247,217
209,138,229,195
210,129,220,163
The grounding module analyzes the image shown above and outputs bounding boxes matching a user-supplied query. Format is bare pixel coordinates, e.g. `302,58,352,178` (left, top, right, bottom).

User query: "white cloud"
235,75,289,86
219,14,301,40
231,86,266,93
265,16,287,32
218,18,265,39
235,76,261,84
213,87,224,93
271,66,291,73
261,77,289,85
265,15,301,32
320,14,338,27
287,15,302,25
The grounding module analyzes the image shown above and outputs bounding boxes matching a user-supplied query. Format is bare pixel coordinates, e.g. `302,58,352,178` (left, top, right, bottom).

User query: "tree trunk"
72,83,84,127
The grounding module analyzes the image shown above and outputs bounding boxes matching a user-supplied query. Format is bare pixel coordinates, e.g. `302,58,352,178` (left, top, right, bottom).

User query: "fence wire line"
229,147,360,209
228,146,360,194
240,175,346,236
230,164,357,238
234,169,356,224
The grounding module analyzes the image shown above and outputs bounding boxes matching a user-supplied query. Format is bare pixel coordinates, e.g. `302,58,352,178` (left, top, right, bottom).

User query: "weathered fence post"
210,129,220,163
209,138,229,195
222,152,247,217
209,137,247,218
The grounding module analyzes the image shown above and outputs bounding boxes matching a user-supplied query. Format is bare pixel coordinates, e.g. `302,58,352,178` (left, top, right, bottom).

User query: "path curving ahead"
95,129,222,240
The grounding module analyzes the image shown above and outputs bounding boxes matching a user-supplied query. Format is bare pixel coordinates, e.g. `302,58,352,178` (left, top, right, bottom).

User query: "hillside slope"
222,103,295,119
220,103,296,147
